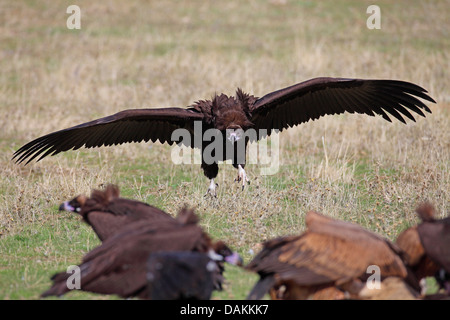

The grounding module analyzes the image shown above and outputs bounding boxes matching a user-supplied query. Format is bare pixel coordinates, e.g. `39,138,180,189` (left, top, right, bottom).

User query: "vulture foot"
235,165,250,191
204,179,218,198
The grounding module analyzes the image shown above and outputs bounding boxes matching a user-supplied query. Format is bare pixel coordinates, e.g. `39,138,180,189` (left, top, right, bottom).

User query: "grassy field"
0,0,448,300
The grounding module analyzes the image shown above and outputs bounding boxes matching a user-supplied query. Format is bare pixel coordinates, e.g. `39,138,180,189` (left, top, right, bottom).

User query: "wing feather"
13,108,204,164
247,211,408,288
250,78,435,141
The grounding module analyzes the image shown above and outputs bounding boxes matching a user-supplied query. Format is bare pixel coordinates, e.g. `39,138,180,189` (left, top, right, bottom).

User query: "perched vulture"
146,251,221,300
59,184,175,241
13,78,435,196
396,203,450,296
41,208,242,299
245,211,420,300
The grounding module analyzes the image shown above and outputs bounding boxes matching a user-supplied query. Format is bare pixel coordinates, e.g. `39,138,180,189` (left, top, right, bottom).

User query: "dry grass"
0,0,448,299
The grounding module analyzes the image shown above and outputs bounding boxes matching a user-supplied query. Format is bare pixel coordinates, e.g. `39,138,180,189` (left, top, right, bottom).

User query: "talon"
205,179,218,197
237,165,250,191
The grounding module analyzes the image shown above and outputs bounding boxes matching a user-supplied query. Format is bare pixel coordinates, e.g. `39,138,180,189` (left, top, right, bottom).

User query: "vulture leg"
235,164,250,190
202,162,219,198
205,179,218,198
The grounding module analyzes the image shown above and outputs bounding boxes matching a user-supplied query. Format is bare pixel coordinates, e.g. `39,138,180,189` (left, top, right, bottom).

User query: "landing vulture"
59,184,176,241
13,78,436,196
41,208,242,299
245,211,420,300
396,203,450,296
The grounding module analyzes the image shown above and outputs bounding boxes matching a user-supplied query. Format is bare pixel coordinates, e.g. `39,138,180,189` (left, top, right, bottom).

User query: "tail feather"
41,271,71,298
247,275,276,300
416,202,435,222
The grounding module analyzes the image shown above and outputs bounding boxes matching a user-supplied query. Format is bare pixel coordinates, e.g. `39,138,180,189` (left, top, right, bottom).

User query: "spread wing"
250,77,436,140
13,107,204,164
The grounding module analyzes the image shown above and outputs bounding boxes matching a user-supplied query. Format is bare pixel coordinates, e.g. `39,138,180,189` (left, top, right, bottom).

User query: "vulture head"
58,184,175,241
211,240,244,266
59,194,87,213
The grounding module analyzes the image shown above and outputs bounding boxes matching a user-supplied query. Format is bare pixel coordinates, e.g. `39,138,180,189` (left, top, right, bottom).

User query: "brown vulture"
396,203,450,296
13,78,435,196
59,184,176,241
245,211,420,300
41,208,243,299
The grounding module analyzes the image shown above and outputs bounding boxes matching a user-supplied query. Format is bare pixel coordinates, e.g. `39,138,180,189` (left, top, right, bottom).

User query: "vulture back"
246,211,411,300
65,184,176,241
146,251,218,300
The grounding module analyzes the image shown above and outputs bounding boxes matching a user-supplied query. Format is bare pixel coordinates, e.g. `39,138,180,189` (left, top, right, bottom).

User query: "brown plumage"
246,211,419,300
41,208,242,299
357,276,420,300
396,203,450,295
59,184,175,241
13,78,435,196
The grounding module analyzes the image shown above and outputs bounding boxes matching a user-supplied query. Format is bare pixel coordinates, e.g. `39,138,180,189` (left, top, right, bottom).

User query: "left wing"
13,107,204,164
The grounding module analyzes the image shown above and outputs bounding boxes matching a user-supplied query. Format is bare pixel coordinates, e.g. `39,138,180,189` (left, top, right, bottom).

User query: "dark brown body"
60,184,175,241
14,78,435,191
41,208,241,299
146,251,218,300
396,203,450,295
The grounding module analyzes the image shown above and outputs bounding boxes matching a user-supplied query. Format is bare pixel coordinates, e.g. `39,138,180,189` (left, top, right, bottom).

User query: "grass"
0,0,448,300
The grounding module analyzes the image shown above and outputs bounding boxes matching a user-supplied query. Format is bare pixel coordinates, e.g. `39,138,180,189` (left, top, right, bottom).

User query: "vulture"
59,184,175,241
41,207,242,299
13,78,435,196
396,203,450,296
245,210,420,300
146,251,221,300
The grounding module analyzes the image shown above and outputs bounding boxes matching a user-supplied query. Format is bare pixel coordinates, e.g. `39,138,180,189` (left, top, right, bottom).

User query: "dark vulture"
146,251,221,300
59,184,176,241
396,203,450,296
13,78,435,196
41,208,242,299
245,211,420,300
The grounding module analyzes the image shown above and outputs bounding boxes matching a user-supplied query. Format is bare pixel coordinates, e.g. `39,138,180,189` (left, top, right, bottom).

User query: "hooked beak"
225,252,244,266
59,201,75,212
